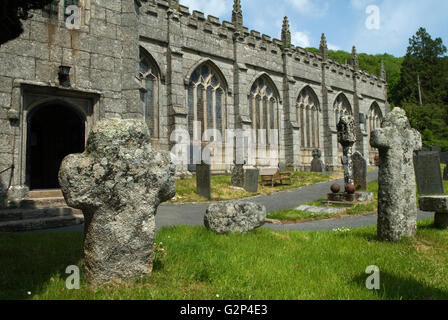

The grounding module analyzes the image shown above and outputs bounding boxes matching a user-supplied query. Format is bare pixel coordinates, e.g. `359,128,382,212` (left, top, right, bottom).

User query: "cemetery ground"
1,165,446,300
171,170,343,203
1,219,447,300
268,164,448,224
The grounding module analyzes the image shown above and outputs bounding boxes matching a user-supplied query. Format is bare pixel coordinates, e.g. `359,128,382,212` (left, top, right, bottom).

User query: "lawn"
172,171,342,203
1,220,447,300
268,181,379,223
268,165,448,223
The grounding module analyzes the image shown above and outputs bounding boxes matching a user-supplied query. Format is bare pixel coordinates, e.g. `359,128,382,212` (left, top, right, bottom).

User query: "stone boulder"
204,201,266,234
58,118,176,285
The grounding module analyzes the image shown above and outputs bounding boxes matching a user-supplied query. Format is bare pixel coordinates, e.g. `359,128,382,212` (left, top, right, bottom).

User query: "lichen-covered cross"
58,119,176,285
370,108,422,241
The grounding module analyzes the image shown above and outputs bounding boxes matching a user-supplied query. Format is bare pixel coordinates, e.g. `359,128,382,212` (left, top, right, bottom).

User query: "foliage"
393,27,448,106
308,27,448,151
0,0,53,46
307,47,403,103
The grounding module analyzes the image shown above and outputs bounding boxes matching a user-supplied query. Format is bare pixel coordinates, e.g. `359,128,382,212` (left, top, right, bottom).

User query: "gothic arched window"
248,76,279,146
333,94,352,127
297,87,320,149
368,102,383,155
139,48,159,138
187,63,227,141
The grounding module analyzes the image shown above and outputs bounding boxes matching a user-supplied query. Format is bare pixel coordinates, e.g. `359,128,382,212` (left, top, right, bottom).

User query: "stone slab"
414,151,444,195
196,163,211,199
295,205,345,214
440,152,448,164
352,151,367,191
244,168,259,193
419,195,448,214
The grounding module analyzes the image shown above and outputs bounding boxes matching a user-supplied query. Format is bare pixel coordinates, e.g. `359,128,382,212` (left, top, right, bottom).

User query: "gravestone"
310,149,325,173
196,162,211,199
444,165,448,181
244,168,259,193
278,162,286,172
352,151,367,191
440,152,448,164
414,151,444,194
370,108,422,242
58,119,176,285
230,161,245,188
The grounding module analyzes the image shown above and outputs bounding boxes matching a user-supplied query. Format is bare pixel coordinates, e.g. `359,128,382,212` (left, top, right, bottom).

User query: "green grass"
173,171,341,203
268,181,379,222
268,165,448,222
1,221,447,300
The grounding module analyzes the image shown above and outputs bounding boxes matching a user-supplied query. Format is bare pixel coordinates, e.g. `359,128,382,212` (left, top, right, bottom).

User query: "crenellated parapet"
138,0,386,91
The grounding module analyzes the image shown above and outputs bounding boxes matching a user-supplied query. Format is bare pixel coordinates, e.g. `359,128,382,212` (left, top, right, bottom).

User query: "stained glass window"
297,87,321,149
140,49,159,138
187,64,226,141
248,76,279,147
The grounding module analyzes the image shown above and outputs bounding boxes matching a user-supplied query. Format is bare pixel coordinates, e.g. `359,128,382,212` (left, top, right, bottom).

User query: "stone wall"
0,0,388,205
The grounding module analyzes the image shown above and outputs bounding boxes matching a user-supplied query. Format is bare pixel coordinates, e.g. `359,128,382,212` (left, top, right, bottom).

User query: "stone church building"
0,0,388,208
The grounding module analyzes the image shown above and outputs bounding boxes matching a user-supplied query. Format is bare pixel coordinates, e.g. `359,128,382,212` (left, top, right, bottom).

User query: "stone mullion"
264,97,269,146
212,89,217,135
306,106,311,148
221,90,226,143
202,86,207,135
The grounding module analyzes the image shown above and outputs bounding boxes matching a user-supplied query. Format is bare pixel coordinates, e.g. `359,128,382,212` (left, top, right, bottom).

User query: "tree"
0,0,53,46
393,27,448,105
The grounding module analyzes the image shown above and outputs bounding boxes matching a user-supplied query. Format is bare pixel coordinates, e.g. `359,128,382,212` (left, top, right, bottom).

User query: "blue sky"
180,0,448,57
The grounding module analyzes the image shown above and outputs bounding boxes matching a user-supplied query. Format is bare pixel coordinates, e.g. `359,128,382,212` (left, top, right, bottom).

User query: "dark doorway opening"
27,102,85,190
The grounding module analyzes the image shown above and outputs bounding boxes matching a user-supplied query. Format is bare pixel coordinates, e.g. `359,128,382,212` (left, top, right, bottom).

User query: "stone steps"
28,189,63,199
0,207,82,222
0,190,84,232
0,214,84,232
8,197,68,210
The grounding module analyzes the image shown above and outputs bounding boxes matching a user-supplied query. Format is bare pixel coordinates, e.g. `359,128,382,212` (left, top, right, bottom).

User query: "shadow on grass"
0,232,83,300
352,271,448,300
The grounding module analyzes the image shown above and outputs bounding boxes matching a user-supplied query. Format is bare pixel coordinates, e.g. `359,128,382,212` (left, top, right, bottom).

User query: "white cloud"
180,0,232,17
286,0,329,17
328,43,340,51
350,0,378,10
292,31,311,48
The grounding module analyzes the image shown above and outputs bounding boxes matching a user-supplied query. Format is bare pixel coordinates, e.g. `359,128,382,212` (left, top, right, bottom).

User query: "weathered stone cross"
59,119,176,285
370,108,422,241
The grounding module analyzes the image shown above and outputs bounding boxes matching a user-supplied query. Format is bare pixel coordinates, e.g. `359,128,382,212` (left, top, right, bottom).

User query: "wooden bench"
260,168,293,187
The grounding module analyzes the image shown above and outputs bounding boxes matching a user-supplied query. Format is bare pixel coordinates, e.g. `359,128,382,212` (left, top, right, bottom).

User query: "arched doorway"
26,102,85,190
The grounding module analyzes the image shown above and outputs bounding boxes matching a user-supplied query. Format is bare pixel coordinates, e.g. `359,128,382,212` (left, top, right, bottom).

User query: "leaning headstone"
370,108,422,242
278,162,286,172
204,201,266,234
244,168,259,193
414,151,444,194
230,161,245,188
352,151,367,191
440,152,448,165
196,162,211,199
58,119,176,285
310,149,325,173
